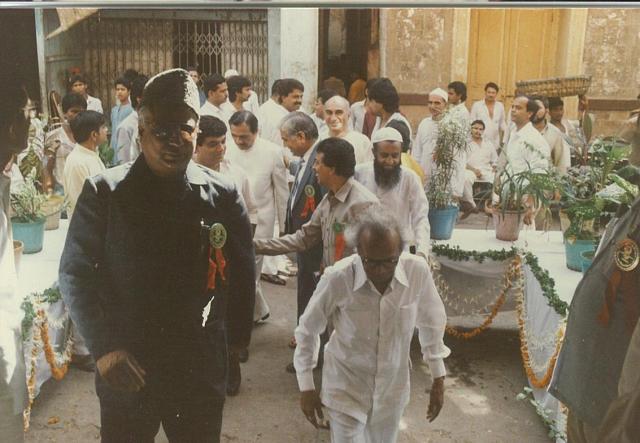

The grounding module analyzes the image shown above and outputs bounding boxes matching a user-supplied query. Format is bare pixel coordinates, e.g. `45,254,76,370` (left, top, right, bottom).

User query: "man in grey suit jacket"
280,112,325,372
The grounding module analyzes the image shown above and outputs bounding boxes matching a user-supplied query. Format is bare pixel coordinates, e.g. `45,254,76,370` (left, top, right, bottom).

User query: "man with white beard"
226,111,289,347
354,127,431,259
324,95,374,165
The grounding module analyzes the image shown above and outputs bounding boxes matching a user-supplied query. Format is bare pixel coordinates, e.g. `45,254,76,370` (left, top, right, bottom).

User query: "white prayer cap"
224,69,240,79
143,68,200,117
429,87,448,103
371,127,403,144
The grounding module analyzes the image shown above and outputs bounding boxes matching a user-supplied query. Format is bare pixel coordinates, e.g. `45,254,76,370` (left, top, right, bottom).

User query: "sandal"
260,273,287,286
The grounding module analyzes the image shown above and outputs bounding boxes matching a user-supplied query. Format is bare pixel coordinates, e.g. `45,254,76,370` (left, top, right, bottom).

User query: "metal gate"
81,11,269,118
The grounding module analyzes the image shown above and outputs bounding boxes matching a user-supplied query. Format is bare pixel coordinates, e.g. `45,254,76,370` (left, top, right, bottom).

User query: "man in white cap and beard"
59,68,256,442
413,87,449,188
355,127,431,259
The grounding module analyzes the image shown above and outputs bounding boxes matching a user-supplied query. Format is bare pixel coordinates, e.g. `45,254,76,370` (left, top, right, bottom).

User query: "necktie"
290,159,305,209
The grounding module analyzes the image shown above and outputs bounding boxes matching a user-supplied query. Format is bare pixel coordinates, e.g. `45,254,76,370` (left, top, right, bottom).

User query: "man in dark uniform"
279,112,325,372
59,68,255,443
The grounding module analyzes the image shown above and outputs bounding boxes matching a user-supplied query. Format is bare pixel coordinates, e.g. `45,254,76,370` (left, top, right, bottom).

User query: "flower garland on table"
23,314,41,432
513,265,565,389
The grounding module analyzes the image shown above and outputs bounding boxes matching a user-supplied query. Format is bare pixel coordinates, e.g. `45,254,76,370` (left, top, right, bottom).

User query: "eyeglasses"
150,123,198,141
361,256,399,268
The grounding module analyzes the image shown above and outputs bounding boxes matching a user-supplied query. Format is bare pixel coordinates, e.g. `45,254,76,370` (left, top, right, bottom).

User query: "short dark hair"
519,95,541,121
448,81,467,102
548,97,564,110
114,76,132,90
203,74,226,96
279,78,304,98
229,110,259,134
485,82,499,93
316,137,355,178
70,110,106,143
68,74,87,89
280,111,318,141
317,88,339,105
130,74,149,110
227,75,252,102
367,78,399,113
61,93,87,113
471,119,485,129
123,69,139,82
531,95,549,110
197,115,227,145
385,119,411,153
271,79,283,96
186,66,200,75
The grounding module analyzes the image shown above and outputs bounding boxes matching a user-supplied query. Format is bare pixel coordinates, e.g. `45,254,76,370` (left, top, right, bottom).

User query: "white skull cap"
224,69,239,79
429,87,449,103
143,68,200,117
371,127,403,144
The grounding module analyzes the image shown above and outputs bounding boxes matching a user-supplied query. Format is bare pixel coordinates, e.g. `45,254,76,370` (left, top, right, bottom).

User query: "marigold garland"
513,267,565,389
40,309,72,380
444,256,519,339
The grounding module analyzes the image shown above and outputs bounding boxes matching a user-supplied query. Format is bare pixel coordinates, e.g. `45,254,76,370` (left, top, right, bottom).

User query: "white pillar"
277,8,318,113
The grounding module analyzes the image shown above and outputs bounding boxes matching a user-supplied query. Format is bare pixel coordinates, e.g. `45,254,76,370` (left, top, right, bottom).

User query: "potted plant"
427,110,470,240
10,168,47,254
488,164,558,241
559,137,632,270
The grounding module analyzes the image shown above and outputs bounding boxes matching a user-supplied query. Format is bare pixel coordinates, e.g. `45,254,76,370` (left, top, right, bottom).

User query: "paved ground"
24,210,560,442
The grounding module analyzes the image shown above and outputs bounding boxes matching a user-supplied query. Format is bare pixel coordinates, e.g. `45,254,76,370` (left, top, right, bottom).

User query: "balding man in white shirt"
324,95,374,165
295,207,449,441
355,127,431,258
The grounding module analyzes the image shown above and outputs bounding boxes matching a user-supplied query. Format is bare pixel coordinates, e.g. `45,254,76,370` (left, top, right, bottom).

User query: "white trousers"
462,169,478,206
254,255,270,321
327,408,400,443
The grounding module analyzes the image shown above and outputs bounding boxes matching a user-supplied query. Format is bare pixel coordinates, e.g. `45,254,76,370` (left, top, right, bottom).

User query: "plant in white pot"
426,110,470,240
10,168,47,254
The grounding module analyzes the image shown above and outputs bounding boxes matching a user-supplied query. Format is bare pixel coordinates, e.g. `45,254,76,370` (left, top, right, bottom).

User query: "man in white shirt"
114,74,148,165
309,88,338,140
324,95,374,165
69,74,103,114
447,81,471,126
221,75,253,118
367,78,412,141
413,88,448,187
258,78,304,149
460,120,498,219
62,110,108,371
227,111,289,327
470,82,507,149
200,74,230,123
355,127,431,258
350,78,377,134
532,96,571,175
499,95,551,176
224,69,260,115
295,206,449,441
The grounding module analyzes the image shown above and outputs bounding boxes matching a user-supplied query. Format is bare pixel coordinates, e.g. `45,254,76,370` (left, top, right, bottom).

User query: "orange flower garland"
23,314,40,432
513,267,565,389
445,256,519,340
39,309,71,380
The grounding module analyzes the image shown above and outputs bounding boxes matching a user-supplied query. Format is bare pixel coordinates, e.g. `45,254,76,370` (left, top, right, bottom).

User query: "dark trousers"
98,385,225,443
296,246,322,322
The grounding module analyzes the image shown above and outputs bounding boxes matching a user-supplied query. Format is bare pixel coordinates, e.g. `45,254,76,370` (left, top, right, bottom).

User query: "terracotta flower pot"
493,209,525,241
13,240,24,275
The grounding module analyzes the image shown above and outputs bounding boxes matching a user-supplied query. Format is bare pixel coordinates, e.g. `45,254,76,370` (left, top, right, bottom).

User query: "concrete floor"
24,247,552,442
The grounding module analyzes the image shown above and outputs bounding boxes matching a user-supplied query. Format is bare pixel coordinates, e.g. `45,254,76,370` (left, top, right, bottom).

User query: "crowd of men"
2,63,638,443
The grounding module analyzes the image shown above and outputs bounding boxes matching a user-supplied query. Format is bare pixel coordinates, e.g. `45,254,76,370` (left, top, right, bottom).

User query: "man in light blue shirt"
109,76,133,162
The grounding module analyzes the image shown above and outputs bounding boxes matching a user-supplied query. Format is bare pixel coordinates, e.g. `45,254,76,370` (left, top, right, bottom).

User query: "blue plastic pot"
564,239,596,272
429,206,459,240
11,218,46,254
580,250,595,274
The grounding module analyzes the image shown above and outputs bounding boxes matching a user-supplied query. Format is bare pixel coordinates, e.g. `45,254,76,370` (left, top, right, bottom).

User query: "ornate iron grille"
81,12,268,120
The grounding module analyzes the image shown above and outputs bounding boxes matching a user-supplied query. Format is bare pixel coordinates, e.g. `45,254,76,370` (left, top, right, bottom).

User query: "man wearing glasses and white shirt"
294,206,450,443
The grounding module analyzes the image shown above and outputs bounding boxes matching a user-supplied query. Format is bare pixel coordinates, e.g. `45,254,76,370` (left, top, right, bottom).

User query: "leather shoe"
70,354,96,372
238,348,249,363
260,273,287,285
227,355,241,396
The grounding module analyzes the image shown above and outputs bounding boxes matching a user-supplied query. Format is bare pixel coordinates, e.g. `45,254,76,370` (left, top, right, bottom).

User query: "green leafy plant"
516,387,567,442
427,111,470,208
10,168,47,222
98,140,115,167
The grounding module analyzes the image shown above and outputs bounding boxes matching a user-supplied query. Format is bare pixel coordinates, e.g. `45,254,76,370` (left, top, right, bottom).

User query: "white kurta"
200,101,231,125
226,137,289,319
470,99,507,148
63,143,106,220
342,130,374,165
294,253,450,424
114,110,138,164
354,163,431,257
501,122,551,174
219,158,258,225
243,91,261,115
220,100,243,120
412,117,439,182
86,95,103,114
257,98,288,147
540,123,571,176
350,99,366,133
